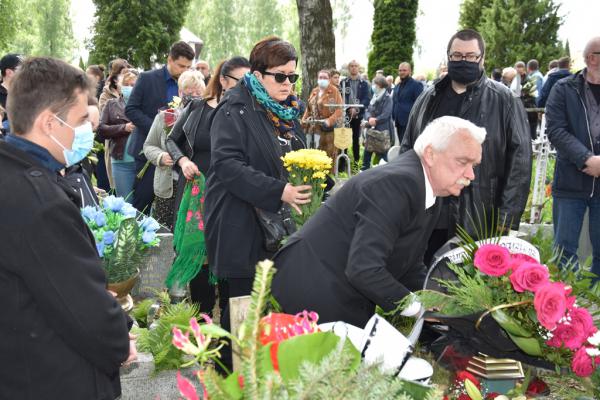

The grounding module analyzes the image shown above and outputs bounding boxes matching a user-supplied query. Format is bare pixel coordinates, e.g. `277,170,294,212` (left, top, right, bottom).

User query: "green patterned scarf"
166,175,213,288
243,72,301,133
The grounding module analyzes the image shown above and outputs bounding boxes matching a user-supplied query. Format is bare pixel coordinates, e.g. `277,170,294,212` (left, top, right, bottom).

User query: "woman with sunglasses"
204,37,311,358
165,57,250,316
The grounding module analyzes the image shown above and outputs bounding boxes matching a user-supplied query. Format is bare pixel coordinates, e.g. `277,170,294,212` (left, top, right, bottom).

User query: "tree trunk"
296,0,336,102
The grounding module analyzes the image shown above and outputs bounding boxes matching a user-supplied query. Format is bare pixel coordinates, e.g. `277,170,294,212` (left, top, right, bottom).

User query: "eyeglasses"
448,52,482,62
262,71,299,84
224,74,239,81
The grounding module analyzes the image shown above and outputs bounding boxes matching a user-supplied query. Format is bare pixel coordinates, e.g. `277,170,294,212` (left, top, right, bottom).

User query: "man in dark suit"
392,62,423,144
125,41,194,213
272,116,485,327
341,60,371,166
0,57,132,399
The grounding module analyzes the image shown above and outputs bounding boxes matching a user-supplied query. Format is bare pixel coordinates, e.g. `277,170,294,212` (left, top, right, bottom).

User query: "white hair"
178,70,205,91
413,116,486,156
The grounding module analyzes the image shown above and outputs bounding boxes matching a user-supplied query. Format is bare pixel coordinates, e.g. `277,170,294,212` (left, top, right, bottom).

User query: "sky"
72,0,599,73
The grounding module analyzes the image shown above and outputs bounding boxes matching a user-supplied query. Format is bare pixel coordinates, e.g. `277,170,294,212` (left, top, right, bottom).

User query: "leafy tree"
296,0,336,101
89,0,192,69
459,0,494,30
0,0,17,52
478,0,563,72
185,0,285,66
2,0,75,59
368,0,418,78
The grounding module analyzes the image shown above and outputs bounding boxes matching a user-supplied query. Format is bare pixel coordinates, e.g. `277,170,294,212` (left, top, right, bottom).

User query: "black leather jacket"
166,98,208,172
400,73,532,236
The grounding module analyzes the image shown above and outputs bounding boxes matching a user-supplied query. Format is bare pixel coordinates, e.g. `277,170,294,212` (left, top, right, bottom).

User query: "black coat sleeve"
12,200,130,375
546,81,592,169
125,73,154,137
498,94,532,229
344,177,421,312
210,106,286,212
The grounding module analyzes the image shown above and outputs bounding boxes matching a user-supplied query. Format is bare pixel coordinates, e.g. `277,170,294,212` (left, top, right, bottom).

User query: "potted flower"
82,195,160,299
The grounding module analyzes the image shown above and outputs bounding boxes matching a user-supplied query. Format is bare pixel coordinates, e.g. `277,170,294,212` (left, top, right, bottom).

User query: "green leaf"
106,217,141,283
266,331,360,384
198,324,235,340
491,309,533,337
507,333,543,356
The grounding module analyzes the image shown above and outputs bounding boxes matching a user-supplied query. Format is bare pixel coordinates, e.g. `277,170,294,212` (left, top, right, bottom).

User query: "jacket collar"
4,134,64,172
433,70,487,95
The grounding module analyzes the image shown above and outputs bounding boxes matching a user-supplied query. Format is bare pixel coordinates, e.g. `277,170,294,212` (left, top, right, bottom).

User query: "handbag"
255,204,297,253
364,128,391,154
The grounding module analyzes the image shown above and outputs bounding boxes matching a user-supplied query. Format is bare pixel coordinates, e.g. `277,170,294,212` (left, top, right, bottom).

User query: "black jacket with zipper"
400,73,531,236
546,69,598,199
204,81,303,279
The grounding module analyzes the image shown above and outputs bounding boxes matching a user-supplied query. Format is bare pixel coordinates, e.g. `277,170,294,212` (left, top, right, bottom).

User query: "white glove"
400,296,423,317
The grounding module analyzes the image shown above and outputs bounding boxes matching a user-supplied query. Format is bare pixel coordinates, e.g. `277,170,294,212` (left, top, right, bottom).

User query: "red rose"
569,307,597,338
510,253,539,272
509,261,549,292
456,370,480,388
534,282,569,330
572,346,598,377
473,244,512,276
547,320,587,350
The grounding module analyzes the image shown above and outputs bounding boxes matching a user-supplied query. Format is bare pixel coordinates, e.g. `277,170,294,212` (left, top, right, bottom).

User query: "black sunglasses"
262,71,299,84
224,74,239,81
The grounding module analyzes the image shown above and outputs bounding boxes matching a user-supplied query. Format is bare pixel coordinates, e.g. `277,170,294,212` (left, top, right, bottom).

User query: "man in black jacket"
537,56,572,108
400,29,531,264
0,57,132,399
546,37,600,284
125,41,194,214
341,60,371,165
272,116,485,327
392,62,424,144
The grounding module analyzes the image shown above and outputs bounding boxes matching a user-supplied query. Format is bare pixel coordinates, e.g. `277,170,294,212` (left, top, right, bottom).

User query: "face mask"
50,116,95,167
182,94,201,107
447,60,482,85
317,79,329,89
121,86,133,103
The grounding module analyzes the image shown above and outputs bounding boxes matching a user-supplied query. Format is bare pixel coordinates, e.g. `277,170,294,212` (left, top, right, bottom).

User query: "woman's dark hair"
8,57,92,135
249,36,297,73
107,59,129,91
86,64,105,80
205,56,250,102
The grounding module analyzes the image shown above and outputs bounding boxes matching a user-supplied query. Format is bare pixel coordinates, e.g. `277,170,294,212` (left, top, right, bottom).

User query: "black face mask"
181,95,201,107
447,60,482,85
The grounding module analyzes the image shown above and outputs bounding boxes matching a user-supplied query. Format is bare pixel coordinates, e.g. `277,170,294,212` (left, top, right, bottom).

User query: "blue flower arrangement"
82,195,160,283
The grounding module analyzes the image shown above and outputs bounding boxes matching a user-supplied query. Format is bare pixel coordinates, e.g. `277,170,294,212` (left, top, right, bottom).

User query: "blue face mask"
50,115,95,167
121,86,133,103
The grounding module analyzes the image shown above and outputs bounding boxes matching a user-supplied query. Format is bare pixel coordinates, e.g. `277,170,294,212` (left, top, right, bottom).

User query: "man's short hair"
527,59,539,71
249,36,297,73
558,56,571,69
0,53,24,77
548,59,559,70
447,29,485,57
514,61,526,69
169,41,195,61
414,116,486,157
7,57,91,135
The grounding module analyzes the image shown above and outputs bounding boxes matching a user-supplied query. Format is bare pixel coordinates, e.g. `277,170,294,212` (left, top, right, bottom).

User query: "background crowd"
1,24,600,398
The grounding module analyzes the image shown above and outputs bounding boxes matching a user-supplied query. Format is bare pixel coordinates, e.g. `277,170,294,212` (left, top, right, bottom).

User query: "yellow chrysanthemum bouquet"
281,149,332,226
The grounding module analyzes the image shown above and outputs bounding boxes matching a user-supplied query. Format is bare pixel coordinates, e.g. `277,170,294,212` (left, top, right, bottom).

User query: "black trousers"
189,268,229,316
350,117,362,163
132,157,155,215
395,122,407,147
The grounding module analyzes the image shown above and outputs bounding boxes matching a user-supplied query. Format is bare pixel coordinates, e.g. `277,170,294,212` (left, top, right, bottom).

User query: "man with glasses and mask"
546,36,600,285
400,29,531,264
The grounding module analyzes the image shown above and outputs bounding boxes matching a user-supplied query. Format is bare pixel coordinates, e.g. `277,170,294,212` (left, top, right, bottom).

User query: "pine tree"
89,0,192,69
478,0,563,73
368,0,418,78
459,0,494,30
